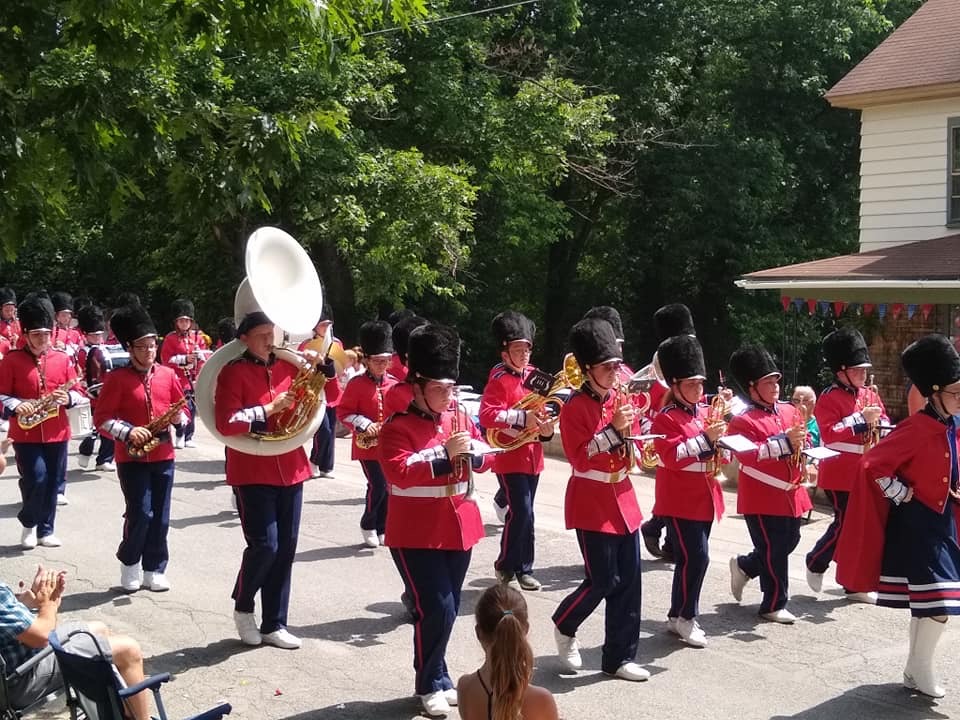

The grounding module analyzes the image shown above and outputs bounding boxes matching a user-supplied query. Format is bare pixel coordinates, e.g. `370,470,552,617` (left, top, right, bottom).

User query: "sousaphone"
195,227,330,456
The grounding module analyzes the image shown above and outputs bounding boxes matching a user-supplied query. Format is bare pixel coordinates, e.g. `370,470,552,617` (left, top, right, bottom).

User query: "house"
736,0,960,418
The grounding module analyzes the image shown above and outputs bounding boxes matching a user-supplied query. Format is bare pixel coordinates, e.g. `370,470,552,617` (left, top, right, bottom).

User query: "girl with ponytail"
457,585,558,720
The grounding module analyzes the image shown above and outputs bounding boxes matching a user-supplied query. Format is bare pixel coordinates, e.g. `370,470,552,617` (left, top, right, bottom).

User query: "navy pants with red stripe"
393,547,471,695
232,483,303,634
494,472,539,576
116,460,174,572
665,517,712,620
737,515,801,613
15,441,67,538
552,529,641,674
359,460,388,534
805,490,849,575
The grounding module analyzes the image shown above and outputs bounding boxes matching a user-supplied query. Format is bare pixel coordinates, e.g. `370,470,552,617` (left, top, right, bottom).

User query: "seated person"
1,565,150,720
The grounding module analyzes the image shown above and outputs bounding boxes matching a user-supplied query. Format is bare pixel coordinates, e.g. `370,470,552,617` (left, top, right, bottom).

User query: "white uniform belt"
577,469,628,483
740,465,798,492
390,481,469,498
656,460,709,473
826,442,864,455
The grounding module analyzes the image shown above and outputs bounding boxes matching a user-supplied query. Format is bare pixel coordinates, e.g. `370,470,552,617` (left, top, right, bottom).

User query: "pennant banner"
921,303,934,321
862,303,875,317
891,303,904,320
833,301,846,317
781,296,791,312
806,299,817,315
907,304,917,319
877,303,887,320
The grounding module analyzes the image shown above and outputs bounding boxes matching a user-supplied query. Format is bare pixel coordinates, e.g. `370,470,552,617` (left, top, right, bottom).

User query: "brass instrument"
127,397,189,458
485,352,583,451
862,373,882,450
261,349,329,441
452,387,475,497
17,378,81,430
704,375,728,476
790,411,809,485
355,382,384,450
614,376,637,472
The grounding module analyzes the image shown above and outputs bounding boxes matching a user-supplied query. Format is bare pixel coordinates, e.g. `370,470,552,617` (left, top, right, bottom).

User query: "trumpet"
17,378,81,430
451,387,474,497
705,374,729,477
861,373,882,450
790,411,809,485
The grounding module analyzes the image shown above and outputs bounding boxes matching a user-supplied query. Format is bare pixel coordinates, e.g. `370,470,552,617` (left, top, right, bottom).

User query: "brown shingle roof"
742,235,960,281
826,0,960,103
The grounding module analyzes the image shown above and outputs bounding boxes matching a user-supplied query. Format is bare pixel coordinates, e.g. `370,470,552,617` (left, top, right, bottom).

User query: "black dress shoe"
642,533,664,559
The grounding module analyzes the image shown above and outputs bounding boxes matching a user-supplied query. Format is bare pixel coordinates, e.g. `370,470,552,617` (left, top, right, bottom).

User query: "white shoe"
378,533,385,546
309,463,322,478
361,529,380,548
56,494,69,506
262,628,302,649
761,608,797,624
77,454,91,469
493,500,508,524
554,627,582,670
38,534,62,547
904,617,947,698
142,571,170,592
21,526,37,549
420,691,451,717
234,611,262,646
184,439,197,448
729,557,748,602
95,461,116,472
845,591,877,604
676,617,708,648
174,435,185,449
120,562,142,592
442,688,458,706
806,568,824,594
666,616,680,636
609,662,650,681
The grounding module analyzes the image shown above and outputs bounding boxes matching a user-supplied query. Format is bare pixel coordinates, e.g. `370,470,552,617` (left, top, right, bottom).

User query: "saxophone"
355,383,384,450
790,411,809,485
127,397,189,458
17,378,81,430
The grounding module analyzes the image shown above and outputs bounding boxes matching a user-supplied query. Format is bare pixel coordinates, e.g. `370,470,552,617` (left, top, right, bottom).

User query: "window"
950,118,960,226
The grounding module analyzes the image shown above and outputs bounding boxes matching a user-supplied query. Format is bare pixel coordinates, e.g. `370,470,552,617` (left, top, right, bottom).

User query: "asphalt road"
2,428,956,720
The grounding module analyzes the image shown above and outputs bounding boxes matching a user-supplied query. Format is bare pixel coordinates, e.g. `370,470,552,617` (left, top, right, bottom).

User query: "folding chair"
1,647,61,720
48,630,231,720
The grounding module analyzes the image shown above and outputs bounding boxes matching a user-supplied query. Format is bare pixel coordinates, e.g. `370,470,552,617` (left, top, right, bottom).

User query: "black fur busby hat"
393,315,428,364
18,296,55,332
111,305,158,348
50,291,73,314
492,311,535,348
171,298,195,320
388,308,415,327
582,306,624,341
407,324,460,383
569,318,622,370
729,346,780,395
317,303,334,324
217,317,237,346
77,305,106,335
114,291,142,308
236,311,271,337
823,327,871,372
359,320,394,357
902,334,960,397
657,335,706,383
0,288,16,306
654,303,696,342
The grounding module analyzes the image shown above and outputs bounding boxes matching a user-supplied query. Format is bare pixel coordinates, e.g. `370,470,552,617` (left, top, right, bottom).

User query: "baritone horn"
195,226,329,456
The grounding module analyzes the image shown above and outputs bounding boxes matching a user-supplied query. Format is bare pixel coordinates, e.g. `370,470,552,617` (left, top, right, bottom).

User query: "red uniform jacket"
0,337,10,361
728,401,813,518
161,331,211,393
479,364,546,475
0,348,80,443
94,364,186,463
379,402,493,550
559,384,642,534
51,326,83,360
0,318,21,346
815,382,889,492
383,381,414,419
387,354,408,382
337,372,398,461
215,354,311,487
652,402,725,522
836,411,960,592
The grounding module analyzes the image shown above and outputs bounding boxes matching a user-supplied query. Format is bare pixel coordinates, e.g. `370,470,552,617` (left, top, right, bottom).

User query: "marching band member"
640,303,697,561
651,334,725,648
300,305,341,478
0,295,84,549
480,311,555,591
383,315,429,419
76,305,117,472
337,320,398,548
50,292,83,359
0,288,21,347
835,335,960,698
160,298,210,449
805,327,887,602
379,324,494,717
215,317,236,350
215,311,335,650
551,318,649,682
726,346,811,623
94,305,187,593
386,308,416,381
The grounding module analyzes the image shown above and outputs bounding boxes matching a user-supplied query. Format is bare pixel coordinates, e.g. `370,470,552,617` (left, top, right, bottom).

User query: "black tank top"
477,671,493,720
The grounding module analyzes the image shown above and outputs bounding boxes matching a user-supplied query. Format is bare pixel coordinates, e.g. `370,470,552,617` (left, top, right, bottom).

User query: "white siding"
857,97,960,250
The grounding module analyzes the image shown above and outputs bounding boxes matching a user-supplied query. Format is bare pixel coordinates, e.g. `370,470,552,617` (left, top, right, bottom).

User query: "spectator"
456,584,558,720
1,565,151,720
791,385,820,486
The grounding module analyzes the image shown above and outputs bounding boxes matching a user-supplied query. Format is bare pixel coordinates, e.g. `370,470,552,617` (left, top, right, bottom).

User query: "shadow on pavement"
147,638,259,675
304,497,364,507
0,501,20,519
276,696,422,719
769,683,950,720
295,544,379,563
169,510,237,530
173,460,225,476
531,657,621,695
60,589,129,612
292,612,406,647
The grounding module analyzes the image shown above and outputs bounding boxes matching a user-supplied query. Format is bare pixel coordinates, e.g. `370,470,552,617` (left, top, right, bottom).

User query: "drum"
67,403,94,436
